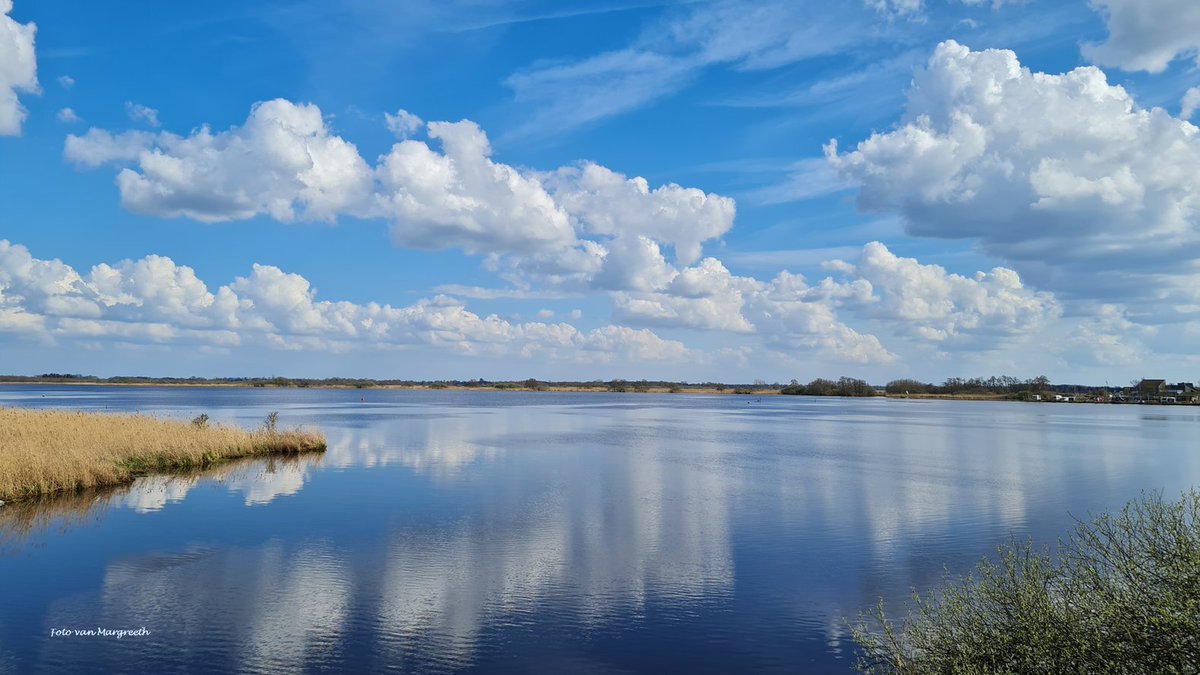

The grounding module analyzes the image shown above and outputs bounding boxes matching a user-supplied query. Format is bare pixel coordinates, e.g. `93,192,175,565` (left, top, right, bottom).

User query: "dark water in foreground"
1,386,1198,674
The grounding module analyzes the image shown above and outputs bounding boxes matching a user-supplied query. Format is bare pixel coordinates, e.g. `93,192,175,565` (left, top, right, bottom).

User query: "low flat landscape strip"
0,407,325,502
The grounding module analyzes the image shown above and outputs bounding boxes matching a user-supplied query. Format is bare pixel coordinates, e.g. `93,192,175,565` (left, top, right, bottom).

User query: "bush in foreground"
0,407,325,502
851,490,1200,674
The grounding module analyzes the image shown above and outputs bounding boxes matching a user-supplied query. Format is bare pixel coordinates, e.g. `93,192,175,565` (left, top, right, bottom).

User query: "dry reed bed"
0,407,325,502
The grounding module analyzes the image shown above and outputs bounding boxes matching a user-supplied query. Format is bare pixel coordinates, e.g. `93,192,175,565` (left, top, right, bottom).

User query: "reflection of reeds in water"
0,489,113,554
0,407,325,502
0,454,323,551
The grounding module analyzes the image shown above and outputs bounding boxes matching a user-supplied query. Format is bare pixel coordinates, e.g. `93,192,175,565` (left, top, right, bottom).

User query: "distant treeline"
0,373,1110,398
780,377,876,397
883,375,1106,397
887,375,1046,394
0,374,780,393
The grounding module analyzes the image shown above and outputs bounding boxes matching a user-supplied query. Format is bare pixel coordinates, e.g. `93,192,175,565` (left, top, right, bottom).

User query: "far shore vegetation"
850,489,1200,674
0,407,325,503
2,373,1193,405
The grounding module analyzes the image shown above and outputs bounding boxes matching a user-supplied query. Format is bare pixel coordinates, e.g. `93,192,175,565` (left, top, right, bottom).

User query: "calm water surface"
1,386,1198,673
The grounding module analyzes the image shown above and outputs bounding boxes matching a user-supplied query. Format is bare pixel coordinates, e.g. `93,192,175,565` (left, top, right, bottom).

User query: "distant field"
0,407,325,502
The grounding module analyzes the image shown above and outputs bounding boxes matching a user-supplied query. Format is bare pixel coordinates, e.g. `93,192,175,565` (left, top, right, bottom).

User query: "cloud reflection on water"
116,453,323,512
6,396,1200,673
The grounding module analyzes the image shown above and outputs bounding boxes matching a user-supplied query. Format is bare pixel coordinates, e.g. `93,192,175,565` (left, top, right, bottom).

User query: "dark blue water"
1,386,1198,673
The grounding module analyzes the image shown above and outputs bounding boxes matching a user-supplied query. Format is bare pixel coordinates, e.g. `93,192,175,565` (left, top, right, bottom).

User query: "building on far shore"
1129,379,1198,404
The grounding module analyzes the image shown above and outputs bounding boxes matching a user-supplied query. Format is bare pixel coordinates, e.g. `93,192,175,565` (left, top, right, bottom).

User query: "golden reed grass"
0,407,325,502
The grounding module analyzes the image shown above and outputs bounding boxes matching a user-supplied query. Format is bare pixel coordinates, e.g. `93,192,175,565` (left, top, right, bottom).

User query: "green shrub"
851,489,1200,674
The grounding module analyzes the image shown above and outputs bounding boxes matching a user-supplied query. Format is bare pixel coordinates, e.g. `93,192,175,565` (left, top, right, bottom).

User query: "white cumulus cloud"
1065,303,1153,366
0,0,37,136
1083,0,1200,73
828,242,1060,346
609,252,891,363
67,99,375,223
376,120,575,254
545,162,736,264
829,40,1200,315
69,99,738,267
0,239,695,366
592,236,677,292
610,240,1056,361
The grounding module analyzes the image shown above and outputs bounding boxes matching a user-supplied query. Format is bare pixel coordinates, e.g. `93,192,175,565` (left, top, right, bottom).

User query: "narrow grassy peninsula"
0,407,325,502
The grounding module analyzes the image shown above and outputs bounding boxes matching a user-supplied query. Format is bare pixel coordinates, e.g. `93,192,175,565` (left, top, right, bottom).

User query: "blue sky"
2,0,1200,383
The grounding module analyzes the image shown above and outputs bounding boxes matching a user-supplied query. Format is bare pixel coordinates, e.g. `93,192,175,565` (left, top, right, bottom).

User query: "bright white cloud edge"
0,0,38,136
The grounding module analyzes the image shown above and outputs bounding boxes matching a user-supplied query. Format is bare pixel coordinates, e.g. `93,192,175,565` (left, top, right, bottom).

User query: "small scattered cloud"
56,74,74,89
383,108,423,139
1182,87,1200,121
864,0,923,16
124,101,161,127
63,128,155,167
866,0,1020,18
56,107,81,123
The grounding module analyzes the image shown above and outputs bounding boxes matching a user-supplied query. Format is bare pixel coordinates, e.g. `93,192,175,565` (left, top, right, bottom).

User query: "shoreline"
0,380,1191,406
0,380,779,395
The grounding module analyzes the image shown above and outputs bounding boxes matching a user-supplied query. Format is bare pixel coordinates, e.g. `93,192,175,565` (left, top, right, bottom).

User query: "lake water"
1,386,1198,674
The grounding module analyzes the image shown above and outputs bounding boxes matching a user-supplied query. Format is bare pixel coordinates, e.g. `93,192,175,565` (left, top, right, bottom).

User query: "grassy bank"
0,407,325,502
